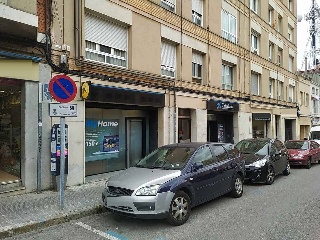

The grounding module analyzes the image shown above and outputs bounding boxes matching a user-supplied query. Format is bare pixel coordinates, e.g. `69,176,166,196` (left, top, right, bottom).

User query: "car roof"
161,142,231,148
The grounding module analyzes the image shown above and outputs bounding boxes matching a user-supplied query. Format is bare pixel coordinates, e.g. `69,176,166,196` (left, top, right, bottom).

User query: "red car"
284,140,320,169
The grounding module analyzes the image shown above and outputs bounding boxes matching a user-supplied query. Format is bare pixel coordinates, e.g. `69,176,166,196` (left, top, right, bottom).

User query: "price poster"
85,119,119,162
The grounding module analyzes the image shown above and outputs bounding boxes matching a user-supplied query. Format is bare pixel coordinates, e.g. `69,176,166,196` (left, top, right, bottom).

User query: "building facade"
0,0,310,194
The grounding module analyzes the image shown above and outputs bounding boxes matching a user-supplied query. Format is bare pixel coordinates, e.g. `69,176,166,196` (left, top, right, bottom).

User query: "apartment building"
0,0,311,193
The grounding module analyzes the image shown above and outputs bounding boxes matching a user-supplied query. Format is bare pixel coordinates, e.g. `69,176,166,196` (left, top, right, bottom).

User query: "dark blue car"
102,142,245,225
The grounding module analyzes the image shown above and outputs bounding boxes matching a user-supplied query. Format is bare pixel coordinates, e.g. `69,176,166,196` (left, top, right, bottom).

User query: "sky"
297,0,319,70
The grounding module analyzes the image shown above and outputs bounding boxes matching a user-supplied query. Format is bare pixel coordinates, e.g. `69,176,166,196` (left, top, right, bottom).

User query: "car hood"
288,149,308,155
107,167,181,190
241,153,266,164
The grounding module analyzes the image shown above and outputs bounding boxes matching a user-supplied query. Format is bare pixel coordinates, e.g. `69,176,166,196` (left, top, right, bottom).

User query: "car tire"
306,158,312,169
167,191,191,226
229,174,243,198
283,161,291,175
265,167,275,185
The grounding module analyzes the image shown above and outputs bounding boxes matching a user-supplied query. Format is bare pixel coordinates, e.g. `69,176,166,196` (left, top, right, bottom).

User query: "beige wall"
7,0,37,14
130,13,161,74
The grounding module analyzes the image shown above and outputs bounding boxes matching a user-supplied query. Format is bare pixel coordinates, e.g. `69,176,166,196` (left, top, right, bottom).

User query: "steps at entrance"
0,180,25,194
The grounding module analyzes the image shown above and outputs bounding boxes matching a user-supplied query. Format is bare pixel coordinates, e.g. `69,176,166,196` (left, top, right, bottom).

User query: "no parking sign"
49,74,77,103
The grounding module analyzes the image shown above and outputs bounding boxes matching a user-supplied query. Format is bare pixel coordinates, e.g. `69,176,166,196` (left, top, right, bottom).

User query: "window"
269,43,274,61
289,0,293,11
192,52,203,82
269,78,274,98
161,41,176,77
278,81,283,100
288,26,293,42
85,13,127,67
278,48,283,66
222,64,233,90
268,7,274,25
221,10,237,43
289,56,294,72
300,91,304,105
288,85,294,102
192,0,203,26
192,146,213,166
251,31,259,54
161,0,175,12
306,93,309,106
251,72,259,95
277,15,282,33
250,0,258,13
212,146,229,162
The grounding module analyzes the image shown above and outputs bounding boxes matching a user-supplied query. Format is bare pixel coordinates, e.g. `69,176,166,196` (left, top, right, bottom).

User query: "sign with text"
85,119,119,162
49,103,78,117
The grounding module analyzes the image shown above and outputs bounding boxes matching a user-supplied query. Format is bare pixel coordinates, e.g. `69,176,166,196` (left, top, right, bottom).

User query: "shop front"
84,84,164,176
207,100,239,144
252,113,271,138
0,78,22,190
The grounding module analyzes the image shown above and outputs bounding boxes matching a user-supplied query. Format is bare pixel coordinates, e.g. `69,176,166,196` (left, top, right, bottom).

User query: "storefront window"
0,80,21,183
178,109,191,142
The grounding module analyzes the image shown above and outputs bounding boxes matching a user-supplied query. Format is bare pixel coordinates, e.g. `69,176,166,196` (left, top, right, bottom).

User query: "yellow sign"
81,81,90,100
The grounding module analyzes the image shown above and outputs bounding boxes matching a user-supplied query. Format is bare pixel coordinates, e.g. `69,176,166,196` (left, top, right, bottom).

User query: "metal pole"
37,84,42,193
60,117,65,209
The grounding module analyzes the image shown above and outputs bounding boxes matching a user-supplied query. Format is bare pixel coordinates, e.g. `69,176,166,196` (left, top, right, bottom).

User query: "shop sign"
85,119,119,162
207,100,239,112
252,113,271,121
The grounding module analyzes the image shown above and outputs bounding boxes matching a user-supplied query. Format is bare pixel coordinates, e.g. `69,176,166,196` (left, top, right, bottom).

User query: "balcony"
0,1,38,40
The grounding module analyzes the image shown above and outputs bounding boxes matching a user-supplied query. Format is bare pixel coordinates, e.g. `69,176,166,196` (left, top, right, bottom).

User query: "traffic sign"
49,74,77,103
49,103,78,117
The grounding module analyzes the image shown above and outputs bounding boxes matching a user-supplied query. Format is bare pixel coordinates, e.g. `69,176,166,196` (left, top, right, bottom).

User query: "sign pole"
60,116,66,210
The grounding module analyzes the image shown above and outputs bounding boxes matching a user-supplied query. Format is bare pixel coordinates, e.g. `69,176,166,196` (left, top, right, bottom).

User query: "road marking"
75,222,123,240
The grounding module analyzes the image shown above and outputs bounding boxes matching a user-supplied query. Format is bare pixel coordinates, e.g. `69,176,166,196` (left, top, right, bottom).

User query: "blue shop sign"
207,100,239,112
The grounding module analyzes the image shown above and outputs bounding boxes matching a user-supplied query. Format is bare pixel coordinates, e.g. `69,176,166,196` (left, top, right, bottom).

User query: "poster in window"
85,119,119,162
218,124,225,142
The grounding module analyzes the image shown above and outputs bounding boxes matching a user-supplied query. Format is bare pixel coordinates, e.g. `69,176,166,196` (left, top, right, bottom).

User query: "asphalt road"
5,164,320,240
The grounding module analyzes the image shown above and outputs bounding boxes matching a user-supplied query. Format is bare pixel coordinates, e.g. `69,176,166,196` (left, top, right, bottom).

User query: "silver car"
102,142,245,225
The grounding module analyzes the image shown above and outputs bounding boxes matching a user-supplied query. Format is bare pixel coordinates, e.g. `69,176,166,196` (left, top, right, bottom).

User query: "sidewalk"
0,177,109,239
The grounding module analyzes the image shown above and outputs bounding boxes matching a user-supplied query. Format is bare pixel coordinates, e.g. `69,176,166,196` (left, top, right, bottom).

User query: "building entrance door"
126,118,144,167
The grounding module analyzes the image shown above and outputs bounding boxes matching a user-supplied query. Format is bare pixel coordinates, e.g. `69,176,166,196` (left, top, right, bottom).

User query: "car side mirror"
192,162,204,172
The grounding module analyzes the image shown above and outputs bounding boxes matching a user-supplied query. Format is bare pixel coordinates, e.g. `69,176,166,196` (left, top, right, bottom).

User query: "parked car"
102,142,245,225
308,125,320,144
285,140,320,169
235,138,290,185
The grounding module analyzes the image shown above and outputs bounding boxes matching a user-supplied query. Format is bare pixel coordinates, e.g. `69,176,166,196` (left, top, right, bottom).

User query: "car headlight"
248,158,267,168
105,178,109,190
135,184,161,196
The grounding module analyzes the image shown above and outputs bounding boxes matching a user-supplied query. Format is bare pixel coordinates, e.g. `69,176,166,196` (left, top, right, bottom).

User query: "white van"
309,126,320,144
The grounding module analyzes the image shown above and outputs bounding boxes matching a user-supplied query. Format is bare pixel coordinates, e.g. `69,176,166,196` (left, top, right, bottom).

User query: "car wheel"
265,167,275,185
167,191,191,226
229,174,243,198
283,161,291,175
306,158,312,169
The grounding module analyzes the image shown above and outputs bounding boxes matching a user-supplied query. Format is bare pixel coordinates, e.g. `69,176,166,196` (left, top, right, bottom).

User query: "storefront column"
21,81,38,192
235,112,252,143
158,107,175,146
191,109,207,142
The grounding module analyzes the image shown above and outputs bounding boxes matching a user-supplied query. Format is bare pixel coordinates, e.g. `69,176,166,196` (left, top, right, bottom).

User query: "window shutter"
192,0,202,14
85,13,127,51
161,41,176,69
192,52,202,65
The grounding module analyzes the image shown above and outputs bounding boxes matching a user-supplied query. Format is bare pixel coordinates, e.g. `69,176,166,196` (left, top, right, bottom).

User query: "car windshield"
285,141,309,150
136,147,197,170
235,140,269,155
310,131,320,140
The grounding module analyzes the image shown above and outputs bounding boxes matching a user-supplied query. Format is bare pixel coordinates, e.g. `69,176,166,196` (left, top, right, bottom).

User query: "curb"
0,205,106,239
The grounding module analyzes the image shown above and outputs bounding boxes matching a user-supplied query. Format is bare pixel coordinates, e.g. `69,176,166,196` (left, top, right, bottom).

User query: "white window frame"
288,85,294,102
288,26,293,42
278,81,283,100
222,64,234,90
278,15,282,33
268,7,273,25
289,0,293,11
251,32,259,54
192,51,203,81
161,41,176,78
192,0,203,26
161,0,175,12
251,72,260,95
250,0,258,13
269,43,274,61
278,48,283,66
221,9,237,44
269,78,274,98
289,56,294,72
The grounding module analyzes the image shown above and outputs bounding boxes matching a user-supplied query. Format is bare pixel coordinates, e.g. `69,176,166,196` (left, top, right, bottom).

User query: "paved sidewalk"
0,178,109,239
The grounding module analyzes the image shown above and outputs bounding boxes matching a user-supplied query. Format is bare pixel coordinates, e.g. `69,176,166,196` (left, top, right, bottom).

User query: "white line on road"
75,222,121,240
